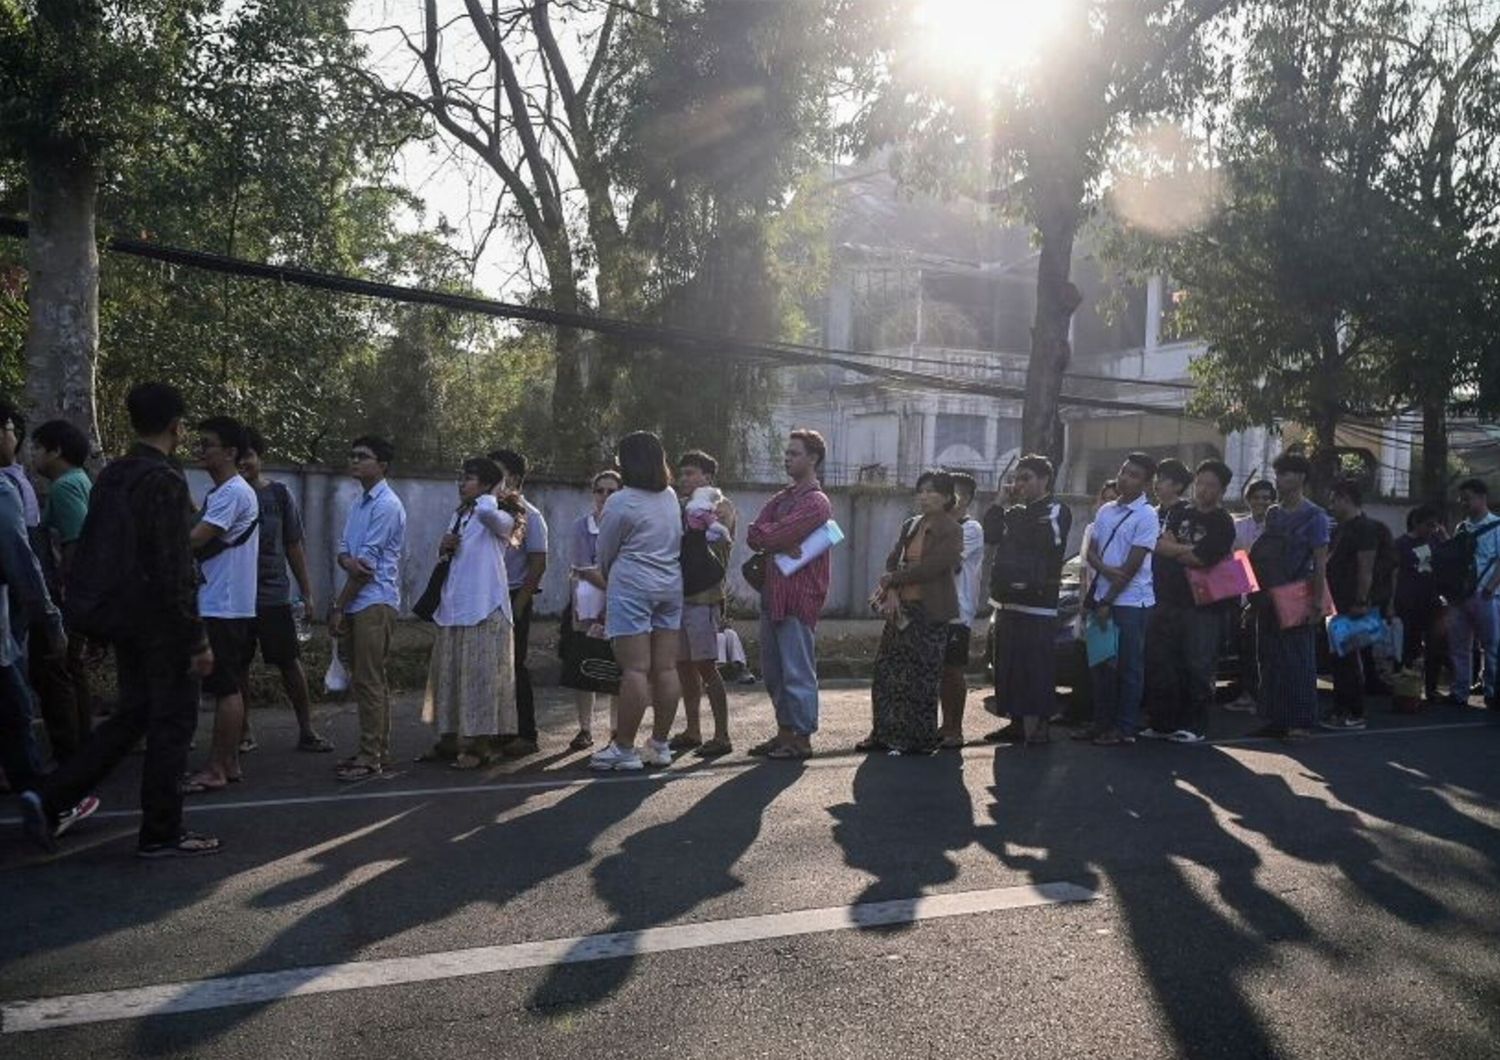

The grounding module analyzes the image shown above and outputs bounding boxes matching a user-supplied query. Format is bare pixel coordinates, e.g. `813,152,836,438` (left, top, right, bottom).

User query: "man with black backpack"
1444,479,1500,708
1323,479,1396,729
20,383,220,857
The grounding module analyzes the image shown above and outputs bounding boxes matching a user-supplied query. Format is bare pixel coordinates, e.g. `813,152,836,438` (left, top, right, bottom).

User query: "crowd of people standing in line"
5,379,1498,859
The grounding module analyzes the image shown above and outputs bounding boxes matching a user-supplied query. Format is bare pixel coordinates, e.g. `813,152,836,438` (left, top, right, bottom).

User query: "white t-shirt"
198,474,261,619
1088,493,1158,608
953,516,985,627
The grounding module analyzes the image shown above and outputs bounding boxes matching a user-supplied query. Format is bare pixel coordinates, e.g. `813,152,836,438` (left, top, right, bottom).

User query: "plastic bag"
324,649,351,694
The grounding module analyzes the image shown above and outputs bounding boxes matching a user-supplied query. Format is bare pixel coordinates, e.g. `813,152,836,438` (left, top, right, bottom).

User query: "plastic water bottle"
292,598,313,643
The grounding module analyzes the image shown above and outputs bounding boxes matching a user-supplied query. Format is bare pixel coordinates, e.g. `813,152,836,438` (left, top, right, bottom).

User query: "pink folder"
1185,550,1259,606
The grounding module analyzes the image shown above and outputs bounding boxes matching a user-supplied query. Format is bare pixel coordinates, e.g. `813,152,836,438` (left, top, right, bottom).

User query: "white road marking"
0,881,1097,1033
0,720,1491,827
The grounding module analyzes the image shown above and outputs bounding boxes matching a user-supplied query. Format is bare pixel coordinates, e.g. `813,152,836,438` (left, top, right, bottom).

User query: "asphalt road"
3,682,1499,1059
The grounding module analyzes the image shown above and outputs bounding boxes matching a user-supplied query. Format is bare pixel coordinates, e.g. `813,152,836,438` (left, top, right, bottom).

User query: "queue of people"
7,379,1499,859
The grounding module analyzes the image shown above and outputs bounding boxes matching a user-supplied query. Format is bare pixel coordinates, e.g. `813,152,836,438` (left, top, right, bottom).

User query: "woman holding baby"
589,432,685,772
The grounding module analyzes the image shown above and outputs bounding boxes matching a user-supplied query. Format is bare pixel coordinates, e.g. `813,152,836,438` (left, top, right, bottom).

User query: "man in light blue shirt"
1449,478,1500,708
330,435,406,780
1081,452,1160,744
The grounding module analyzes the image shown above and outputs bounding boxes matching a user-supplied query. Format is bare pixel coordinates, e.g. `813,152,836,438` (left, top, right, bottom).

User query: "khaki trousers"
349,604,396,764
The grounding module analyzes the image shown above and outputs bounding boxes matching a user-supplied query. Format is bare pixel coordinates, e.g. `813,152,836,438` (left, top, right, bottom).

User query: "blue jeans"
1447,593,1500,699
1090,604,1152,736
759,613,819,735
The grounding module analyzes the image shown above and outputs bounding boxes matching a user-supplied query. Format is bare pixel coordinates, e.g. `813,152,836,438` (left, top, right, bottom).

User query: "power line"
0,216,1196,419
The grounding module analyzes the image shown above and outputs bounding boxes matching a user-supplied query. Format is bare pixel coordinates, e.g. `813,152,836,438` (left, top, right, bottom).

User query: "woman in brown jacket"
859,470,964,754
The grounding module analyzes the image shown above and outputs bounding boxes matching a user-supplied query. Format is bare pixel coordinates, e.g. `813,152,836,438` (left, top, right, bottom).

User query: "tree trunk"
1309,410,1340,503
24,145,100,450
1020,201,1083,465
1420,398,1448,505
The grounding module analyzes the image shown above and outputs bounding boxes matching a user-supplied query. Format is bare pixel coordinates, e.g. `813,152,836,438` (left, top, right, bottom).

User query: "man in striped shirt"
747,430,832,759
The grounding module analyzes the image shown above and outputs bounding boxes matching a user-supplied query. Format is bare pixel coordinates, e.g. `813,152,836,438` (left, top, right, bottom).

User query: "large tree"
361,0,844,472
848,0,1236,463
0,0,209,444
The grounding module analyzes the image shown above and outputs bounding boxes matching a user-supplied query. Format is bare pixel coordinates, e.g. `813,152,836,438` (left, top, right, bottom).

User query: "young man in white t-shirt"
183,416,261,793
938,471,985,747
1078,452,1160,745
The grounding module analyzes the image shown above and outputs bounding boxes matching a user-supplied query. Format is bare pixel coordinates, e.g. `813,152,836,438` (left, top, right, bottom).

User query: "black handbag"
412,510,464,622
681,528,726,597
741,552,767,593
558,604,622,694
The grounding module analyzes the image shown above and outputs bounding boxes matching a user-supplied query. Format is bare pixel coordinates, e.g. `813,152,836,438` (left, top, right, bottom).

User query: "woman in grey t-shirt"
590,432,684,771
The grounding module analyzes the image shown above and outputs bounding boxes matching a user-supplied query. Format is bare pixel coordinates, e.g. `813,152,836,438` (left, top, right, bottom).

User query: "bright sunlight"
913,0,1066,77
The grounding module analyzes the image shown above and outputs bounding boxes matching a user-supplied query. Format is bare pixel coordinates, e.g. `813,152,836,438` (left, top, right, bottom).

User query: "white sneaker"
638,739,673,767
54,794,101,837
589,744,643,772
1137,727,1169,740
1168,730,1205,744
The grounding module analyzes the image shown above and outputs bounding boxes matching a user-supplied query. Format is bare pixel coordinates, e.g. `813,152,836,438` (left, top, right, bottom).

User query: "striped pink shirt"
748,479,833,628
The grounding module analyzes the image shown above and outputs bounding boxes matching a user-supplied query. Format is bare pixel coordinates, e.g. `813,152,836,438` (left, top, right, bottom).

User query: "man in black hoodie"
984,454,1073,744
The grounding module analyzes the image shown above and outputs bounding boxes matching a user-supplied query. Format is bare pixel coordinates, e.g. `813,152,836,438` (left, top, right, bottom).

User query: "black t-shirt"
1328,513,1383,610
1154,504,1237,609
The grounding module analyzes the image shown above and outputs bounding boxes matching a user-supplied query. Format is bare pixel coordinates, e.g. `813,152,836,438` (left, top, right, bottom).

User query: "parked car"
986,555,1242,722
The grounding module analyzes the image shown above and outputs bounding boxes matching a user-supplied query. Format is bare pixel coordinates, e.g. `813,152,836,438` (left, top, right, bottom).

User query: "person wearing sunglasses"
563,469,622,749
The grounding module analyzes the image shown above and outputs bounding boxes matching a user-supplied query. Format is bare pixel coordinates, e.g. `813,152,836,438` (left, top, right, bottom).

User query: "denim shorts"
606,588,684,639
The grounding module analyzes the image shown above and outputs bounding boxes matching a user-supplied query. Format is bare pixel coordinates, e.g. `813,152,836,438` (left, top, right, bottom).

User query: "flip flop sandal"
568,732,594,751
415,746,457,763
180,776,226,796
938,734,965,750
450,753,491,770
766,743,811,760
694,739,734,758
297,735,336,753
668,733,703,751
238,737,258,754
336,763,382,783
747,737,782,757
855,736,887,753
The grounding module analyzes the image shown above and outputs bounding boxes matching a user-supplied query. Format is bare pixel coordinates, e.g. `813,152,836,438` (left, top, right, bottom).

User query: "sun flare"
914,0,1064,77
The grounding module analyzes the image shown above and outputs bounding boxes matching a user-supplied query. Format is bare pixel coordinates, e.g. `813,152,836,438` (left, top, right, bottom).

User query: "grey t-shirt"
253,479,304,607
596,486,683,597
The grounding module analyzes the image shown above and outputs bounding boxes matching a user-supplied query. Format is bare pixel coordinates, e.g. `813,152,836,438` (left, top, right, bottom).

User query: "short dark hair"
243,425,267,460
1244,478,1276,501
789,428,826,472
352,434,395,466
1329,478,1363,506
617,431,671,492
1272,452,1312,478
592,469,622,490
916,468,957,511
949,470,977,500
197,415,249,462
489,448,527,484
1458,477,1489,497
1016,454,1055,486
1195,459,1233,490
1156,458,1192,489
1406,503,1441,531
1124,452,1158,478
462,456,504,489
0,399,25,440
677,450,719,478
31,419,89,467
126,382,186,437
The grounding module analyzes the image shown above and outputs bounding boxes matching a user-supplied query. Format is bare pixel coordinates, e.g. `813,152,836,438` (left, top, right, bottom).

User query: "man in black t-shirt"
1143,460,1237,742
1324,479,1391,728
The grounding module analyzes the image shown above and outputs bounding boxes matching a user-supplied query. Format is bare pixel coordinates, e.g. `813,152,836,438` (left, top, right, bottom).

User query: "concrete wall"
187,465,1416,620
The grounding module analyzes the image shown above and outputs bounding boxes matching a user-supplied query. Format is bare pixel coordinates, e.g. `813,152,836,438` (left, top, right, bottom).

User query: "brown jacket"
884,512,962,622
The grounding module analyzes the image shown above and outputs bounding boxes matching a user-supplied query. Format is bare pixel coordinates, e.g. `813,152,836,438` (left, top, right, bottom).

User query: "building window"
935,413,987,459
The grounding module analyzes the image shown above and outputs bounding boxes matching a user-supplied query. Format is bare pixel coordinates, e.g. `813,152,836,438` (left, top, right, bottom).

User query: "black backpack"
1248,523,1306,592
1431,520,1500,603
63,457,174,643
